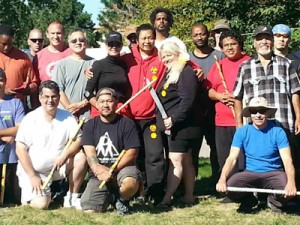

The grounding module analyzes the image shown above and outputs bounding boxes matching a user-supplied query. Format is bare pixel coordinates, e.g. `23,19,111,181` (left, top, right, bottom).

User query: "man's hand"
194,68,204,81
217,92,235,107
284,182,297,197
84,66,93,80
1,136,15,144
5,88,17,96
294,118,300,135
66,103,81,115
92,164,112,182
53,154,68,170
30,174,43,195
216,180,227,193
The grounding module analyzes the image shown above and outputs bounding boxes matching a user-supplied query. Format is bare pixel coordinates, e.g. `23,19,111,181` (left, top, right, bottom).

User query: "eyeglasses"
223,42,238,49
249,108,268,115
274,33,289,38
69,37,86,44
108,42,122,48
30,38,43,43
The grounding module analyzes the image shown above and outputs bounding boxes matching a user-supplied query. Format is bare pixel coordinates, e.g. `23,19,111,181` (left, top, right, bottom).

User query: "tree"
0,0,96,48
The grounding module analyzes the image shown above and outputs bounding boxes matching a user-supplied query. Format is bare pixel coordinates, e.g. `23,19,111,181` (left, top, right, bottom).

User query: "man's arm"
16,141,43,194
216,147,240,193
234,99,243,128
83,145,112,182
292,93,300,135
279,147,297,197
59,91,89,115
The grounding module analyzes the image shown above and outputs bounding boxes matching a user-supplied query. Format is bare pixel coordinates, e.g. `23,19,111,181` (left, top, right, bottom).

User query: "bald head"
28,28,44,55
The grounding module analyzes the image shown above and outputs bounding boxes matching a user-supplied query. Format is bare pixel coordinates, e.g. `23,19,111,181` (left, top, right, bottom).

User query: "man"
0,24,39,110
0,68,25,204
25,28,44,62
233,26,300,134
188,23,224,181
206,30,251,173
150,8,187,52
16,80,86,209
210,19,231,51
216,97,296,213
52,28,93,121
272,24,300,73
123,25,137,53
233,25,300,178
121,24,167,204
81,88,140,214
33,21,71,83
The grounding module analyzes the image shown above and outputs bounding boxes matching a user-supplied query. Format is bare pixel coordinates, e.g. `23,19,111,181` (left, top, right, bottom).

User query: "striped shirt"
233,54,300,132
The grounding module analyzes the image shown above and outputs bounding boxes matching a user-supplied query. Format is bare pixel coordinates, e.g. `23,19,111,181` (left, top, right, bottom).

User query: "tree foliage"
99,0,300,55
0,0,97,48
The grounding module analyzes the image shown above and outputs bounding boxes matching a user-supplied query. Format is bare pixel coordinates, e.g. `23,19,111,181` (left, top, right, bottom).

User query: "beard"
257,48,272,56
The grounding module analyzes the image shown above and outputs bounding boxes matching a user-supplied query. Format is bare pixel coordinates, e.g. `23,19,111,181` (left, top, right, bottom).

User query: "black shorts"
168,138,200,153
81,166,140,211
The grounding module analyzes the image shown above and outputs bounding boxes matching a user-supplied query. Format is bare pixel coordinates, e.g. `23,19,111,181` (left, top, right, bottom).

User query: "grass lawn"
1,158,300,225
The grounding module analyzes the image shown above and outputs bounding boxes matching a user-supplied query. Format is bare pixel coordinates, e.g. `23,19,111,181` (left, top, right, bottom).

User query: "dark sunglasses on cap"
30,38,43,43
108,42,122,48
274,33,289,38
249,108,268,115
69,37,86,44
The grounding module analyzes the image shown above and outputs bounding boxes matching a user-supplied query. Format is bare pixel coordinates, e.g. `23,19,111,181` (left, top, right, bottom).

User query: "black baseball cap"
106,32,122,44
253,26,273,38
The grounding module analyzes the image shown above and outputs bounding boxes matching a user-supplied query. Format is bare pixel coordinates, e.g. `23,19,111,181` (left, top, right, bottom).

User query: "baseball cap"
253,26,273,37
211,19,231,31
106,32,122,44
272,24,291,36
124,25,137,38
242,97,277,117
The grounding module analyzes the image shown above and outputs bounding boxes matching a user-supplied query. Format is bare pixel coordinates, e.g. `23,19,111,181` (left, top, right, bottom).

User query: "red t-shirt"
206,54,251,126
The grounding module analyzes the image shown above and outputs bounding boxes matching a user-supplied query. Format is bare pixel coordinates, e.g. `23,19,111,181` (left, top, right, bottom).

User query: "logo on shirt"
96,132,119,161
151,67,158,74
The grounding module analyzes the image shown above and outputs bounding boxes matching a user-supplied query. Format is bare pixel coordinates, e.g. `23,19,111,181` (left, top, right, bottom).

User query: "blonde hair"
159,42,190,85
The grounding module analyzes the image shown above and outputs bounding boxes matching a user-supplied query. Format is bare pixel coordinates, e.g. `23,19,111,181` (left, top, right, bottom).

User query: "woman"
84,32,132,117
156,42,201,206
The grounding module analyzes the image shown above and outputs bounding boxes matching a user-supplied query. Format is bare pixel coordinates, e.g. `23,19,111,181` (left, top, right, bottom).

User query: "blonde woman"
156,42,201,207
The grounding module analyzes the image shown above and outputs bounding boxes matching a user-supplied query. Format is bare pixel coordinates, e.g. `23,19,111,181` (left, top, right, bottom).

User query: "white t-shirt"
16,107,80,173
155,35,187,53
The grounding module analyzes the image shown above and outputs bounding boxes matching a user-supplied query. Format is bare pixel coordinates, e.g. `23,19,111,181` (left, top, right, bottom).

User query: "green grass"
1,158,300,225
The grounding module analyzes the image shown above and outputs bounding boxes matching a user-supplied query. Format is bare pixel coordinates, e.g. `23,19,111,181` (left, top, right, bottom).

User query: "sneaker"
237,196,258,214
63,193,72,208
115,198,130,215
71,193,82,210
267,201,283,214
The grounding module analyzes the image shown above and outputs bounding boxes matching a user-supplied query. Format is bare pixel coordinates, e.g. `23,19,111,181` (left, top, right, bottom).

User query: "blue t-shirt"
232,121,289,172
0,97,25,163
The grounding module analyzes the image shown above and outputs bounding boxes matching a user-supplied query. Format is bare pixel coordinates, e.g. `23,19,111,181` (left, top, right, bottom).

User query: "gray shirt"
52,55,95,120
188,49,224,77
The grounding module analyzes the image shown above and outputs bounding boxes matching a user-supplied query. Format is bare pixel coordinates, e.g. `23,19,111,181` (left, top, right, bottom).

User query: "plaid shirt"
233,54,300,132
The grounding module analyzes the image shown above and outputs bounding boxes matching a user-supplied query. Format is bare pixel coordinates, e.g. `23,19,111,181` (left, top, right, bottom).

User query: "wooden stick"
213,54,235,118
41,117,86,190
0,164,6,206
99,150,126,189
227,186,300,195
116,78,157,113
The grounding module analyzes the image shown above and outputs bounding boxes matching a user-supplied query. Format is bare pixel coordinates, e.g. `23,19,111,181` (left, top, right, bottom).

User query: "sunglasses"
69,37,86,44
249,108,268,115
30,38,43,43
274,33,289,38
108,42,122,48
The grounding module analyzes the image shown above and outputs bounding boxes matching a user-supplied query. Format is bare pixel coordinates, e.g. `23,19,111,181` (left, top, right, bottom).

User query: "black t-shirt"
81,115,140,178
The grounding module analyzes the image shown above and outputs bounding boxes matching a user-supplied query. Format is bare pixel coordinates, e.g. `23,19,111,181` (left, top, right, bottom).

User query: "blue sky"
78,0,103,24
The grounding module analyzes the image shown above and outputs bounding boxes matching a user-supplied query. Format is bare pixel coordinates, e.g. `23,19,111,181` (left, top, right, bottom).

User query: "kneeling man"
16,80,86,209
81,88,140,215
216,97,297,213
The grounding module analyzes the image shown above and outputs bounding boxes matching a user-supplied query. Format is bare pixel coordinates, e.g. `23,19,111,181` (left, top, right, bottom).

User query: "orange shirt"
0,48,38,101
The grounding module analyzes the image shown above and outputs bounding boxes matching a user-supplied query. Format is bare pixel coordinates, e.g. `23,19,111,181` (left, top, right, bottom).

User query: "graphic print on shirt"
96,132,120,164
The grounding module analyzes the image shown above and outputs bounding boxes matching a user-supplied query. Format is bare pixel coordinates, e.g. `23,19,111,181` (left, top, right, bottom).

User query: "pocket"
274,75,286,93
244,77,261,93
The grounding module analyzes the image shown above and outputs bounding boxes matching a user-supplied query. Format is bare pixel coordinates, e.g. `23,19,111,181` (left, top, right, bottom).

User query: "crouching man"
216,97,297,213
16,80,87,209
81,88,140,215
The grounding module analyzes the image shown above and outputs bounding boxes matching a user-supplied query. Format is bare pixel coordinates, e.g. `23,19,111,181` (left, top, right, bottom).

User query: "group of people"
0,6,300,215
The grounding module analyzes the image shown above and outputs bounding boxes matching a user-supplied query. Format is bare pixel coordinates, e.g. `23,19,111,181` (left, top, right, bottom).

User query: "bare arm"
216,147,240,193
234,99,243,128
292,93,300,135
279,147,297,197
115,148,138,172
